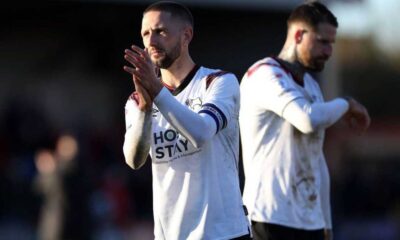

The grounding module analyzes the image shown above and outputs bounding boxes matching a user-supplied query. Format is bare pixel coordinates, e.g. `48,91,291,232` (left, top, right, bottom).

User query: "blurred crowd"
0,99,154,240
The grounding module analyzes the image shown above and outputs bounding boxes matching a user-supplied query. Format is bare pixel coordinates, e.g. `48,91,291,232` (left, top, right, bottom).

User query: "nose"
146,31,158,47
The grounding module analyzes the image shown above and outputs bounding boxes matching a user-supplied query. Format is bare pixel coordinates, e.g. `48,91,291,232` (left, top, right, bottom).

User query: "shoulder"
199,66,238,90
200,66,237,80
242,58,291,90
244,57,287,79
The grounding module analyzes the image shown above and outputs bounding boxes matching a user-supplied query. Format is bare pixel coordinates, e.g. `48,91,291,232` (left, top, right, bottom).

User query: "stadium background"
0,0,399,239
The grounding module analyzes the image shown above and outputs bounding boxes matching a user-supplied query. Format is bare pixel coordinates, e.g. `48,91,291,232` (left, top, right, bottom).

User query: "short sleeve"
199,72,240,133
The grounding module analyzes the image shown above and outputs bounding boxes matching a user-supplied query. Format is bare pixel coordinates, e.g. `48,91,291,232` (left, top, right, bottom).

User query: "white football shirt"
125,66,249,240
240,57,331,230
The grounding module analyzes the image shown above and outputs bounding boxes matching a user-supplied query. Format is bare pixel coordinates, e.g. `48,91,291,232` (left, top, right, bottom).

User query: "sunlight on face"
299,23,337,72
141,11,183,68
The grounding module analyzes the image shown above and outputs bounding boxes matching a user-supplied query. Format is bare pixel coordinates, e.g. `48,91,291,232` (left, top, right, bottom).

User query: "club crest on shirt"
152,107,159,117
185,97,203,111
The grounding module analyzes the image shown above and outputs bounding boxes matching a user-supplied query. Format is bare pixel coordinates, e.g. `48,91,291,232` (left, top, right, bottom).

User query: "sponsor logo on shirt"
153,129,200,161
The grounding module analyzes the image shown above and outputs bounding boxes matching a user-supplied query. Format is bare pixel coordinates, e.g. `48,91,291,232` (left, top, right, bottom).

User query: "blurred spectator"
34,149,63,240
34,134,91,240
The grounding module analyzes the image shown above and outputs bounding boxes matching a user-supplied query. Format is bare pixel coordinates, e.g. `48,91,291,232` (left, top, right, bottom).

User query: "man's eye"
157,29,166,35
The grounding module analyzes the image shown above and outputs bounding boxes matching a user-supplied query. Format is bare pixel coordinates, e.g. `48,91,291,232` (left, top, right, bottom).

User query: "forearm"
123,107,152,169
154,88,217,148
282,98,349,134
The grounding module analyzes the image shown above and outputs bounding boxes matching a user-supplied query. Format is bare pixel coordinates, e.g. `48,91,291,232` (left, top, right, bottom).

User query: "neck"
277,45,306,84
160,53,195,89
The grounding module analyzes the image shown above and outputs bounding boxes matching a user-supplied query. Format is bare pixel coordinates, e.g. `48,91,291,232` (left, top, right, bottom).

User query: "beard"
296,47,328,72
152,40,181,69
306,60,325,72
309,57,329,72
301,56,328,72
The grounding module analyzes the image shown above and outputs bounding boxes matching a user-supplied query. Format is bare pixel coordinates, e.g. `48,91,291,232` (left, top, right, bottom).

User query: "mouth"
149,48,164,58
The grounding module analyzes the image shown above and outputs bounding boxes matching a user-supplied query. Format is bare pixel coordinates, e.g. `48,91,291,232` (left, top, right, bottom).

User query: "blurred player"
122,1,250,239
239,2,370,240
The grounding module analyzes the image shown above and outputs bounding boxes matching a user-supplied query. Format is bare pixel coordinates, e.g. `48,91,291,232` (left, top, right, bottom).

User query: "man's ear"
294,29,304,44
182,26,193,46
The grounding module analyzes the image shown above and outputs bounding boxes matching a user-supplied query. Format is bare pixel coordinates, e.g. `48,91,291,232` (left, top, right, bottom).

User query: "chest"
292,76,324,104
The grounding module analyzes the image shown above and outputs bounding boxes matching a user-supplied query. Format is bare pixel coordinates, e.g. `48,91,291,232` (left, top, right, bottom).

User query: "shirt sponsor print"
152,129,201,163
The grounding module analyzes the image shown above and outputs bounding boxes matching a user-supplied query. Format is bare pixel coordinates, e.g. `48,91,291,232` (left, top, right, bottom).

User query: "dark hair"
143,1,194,28
287,1,338,29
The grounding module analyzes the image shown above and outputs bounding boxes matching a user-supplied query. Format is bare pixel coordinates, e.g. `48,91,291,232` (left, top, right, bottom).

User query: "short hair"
143,1,194,28
287,1,338,29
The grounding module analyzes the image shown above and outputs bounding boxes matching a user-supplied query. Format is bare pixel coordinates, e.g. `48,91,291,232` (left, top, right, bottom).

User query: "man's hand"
343,97,371,135
123,45,163,100
132,77,153,112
